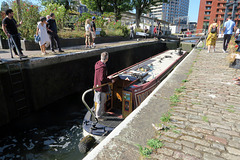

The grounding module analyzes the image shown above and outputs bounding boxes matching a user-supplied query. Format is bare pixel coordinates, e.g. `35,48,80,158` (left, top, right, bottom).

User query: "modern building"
150,0,190,24
197,0,240,32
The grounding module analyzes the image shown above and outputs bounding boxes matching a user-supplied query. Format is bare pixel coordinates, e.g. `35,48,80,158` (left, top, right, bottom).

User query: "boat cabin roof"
117,50,184,88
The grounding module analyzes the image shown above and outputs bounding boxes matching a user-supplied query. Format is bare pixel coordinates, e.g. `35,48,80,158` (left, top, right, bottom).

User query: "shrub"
58,30,85,38
40,3,66,30
0,11,7,39
100,30,106,37
121,26,129,37
135,27,144,33
11,0,40,40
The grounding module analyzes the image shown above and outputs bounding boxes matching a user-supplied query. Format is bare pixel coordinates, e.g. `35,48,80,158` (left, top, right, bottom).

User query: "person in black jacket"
47,13,64,53
2,9,27,58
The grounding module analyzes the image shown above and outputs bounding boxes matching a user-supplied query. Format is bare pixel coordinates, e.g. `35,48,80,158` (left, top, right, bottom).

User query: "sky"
1,0,200,22
188,0,200,22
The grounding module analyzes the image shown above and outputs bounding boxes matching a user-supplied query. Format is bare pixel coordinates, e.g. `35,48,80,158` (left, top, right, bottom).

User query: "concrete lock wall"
0,41,179,126
0,64,10,126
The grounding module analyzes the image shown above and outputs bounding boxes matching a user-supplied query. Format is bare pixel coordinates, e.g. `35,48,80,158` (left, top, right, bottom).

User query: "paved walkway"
0,39,155,60
152,41,240,160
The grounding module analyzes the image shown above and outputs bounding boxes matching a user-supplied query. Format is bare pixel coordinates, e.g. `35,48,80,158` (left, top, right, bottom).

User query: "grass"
226,108,235,113
226,105,235,113
170,94,181,103
147,139,164,149
186,68,193,75
105,29,125,37
175,86,186,93
58,30,85,38
229,105,235,108
202,116,208,122
182,79,189,83
173,130,181,134
160,112,172,122
191,102,201,105
137,145,152,157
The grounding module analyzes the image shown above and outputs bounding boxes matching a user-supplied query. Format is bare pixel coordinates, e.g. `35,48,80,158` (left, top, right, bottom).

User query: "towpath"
84,40,240,160
150,42,240,159
0,39,156,60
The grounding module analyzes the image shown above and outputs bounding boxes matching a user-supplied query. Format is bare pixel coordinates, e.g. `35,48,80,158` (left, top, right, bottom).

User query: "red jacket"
94,60,111,92
154,27,157,34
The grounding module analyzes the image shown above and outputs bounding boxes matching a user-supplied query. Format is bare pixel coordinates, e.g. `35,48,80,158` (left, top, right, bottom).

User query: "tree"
10,0,40,40
110,0,132,21
132,0,168,27
1,1,9,11
81,0,131,21
81,0,113,14
41,0,78,10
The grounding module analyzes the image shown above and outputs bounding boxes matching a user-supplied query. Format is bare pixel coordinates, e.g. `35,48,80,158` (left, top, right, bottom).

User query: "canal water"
0,93,91,160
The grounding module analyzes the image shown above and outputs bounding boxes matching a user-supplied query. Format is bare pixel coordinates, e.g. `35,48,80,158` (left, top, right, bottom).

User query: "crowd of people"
1,9,99,57
206,16,236,53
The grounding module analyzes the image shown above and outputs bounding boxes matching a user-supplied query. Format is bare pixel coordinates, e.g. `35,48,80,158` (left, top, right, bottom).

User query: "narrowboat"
82,49,187,142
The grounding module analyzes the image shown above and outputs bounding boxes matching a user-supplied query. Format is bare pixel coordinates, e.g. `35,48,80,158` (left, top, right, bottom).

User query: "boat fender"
78,135,96,153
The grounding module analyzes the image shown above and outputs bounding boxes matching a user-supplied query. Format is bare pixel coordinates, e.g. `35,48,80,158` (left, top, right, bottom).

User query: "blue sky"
189,0,200,22
1,0,200,22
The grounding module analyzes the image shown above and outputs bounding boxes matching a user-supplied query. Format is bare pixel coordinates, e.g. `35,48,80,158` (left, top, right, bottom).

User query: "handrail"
82,82,112,125
8,35,22,60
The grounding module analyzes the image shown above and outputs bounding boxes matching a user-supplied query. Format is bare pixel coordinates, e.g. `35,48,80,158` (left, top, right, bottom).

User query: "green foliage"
106,20,129,37
0,11,7,39
229,105,235,108
135,27,144,32
121,26,129,37
102,12,115,18
95,16,106,28
100,30,106,37
186,68,193,75
132,0,168,27
40,3,66,30
78,12,92,24
170,94,180,103
137,144,152,157
175,86,186,93
226,106,235,113
160,112,171,123
182,79,189,83
202,116,208,122
40,0,78,10
81,0,131,20
191,102,201,105
81,0,113,14
10,0,40,40
147,139,164,149
173,130,181,134
226,109,235,113
58,30,85,38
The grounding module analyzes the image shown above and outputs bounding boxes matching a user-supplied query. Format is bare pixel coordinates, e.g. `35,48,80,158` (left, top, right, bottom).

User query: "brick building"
197,0,240,32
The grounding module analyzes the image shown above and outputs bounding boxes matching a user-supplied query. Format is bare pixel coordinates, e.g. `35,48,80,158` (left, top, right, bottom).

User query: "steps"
7,62,30,118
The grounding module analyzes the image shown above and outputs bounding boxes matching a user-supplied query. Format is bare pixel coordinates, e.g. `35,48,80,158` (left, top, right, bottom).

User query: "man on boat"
94,52,113,120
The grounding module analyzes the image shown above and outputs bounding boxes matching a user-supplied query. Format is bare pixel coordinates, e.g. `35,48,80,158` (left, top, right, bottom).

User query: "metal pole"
223,0,231,24
232,1,237,20
7,39,13,58
10,35,22,60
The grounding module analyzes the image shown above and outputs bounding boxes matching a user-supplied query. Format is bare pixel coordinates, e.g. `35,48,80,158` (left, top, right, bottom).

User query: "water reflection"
0,94,87,160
